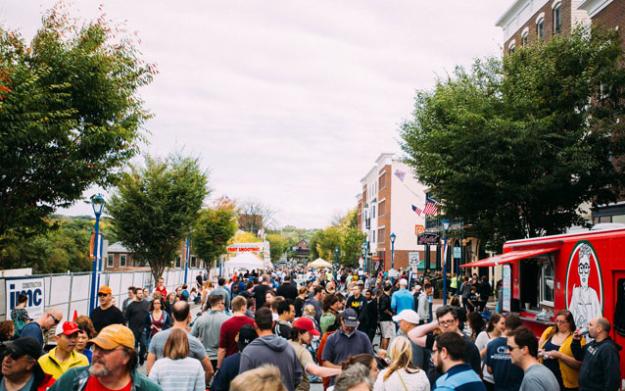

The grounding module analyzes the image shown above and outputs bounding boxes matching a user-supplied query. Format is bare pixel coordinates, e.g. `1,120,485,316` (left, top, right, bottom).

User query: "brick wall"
505,0,573,52
377,165,392,257
592,1,625,42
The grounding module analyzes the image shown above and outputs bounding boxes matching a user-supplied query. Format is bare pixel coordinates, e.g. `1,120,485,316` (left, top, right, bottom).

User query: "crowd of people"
0,267,622,391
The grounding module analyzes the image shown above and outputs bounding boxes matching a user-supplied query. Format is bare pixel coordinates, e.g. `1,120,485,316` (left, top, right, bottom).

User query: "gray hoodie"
239,334,302,391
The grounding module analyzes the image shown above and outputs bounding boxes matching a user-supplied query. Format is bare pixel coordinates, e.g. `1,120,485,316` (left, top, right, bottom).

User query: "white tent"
308,258,332,268
224,252,264,273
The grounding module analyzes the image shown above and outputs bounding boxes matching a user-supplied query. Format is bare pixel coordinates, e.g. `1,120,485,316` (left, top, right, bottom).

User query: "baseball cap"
293,317,320,336
341,308,359,327
3,337,43,359
89,324,135,350
237,324,258,352
57,321,80,336
98,285,112,295
392,309,420,325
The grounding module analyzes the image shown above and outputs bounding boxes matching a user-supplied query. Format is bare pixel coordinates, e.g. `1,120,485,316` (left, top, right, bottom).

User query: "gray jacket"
239,334,302,391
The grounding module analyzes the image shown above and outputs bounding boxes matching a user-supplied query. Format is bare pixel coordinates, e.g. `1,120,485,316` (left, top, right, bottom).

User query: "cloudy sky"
1,1,513,228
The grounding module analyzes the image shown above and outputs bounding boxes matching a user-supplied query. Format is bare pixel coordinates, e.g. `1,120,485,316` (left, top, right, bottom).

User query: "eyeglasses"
439,319,455,326
93,345,124,356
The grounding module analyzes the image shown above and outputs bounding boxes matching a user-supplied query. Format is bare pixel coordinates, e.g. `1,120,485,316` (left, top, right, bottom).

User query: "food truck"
462,226,625,381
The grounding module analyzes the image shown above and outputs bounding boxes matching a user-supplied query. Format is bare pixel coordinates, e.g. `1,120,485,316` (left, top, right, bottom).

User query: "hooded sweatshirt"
571,336,621,391
239,334,303,391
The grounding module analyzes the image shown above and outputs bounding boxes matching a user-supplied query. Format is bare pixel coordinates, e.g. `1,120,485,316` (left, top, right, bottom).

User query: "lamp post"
89,193,105,316
390,232,396,271
333,245,340,280
184,237,191,286
441,219,450,305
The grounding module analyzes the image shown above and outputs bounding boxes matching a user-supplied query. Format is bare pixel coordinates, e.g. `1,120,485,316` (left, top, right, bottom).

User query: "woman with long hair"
467,311,485,341
373,336,429,391
475,313,505,391
538,310,584,391
149,297,170,340
149,328,205,391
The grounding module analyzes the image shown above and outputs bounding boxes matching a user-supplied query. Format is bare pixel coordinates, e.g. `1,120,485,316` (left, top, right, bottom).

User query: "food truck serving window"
520,254,555,311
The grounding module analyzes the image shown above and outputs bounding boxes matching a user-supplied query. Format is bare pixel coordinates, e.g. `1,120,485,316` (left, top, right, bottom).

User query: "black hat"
341,308,359,327
237,324,258,352
3,337,43,359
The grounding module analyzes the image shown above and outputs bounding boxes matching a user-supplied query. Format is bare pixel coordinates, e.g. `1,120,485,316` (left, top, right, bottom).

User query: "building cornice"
496,0,550,41
579,0,613,17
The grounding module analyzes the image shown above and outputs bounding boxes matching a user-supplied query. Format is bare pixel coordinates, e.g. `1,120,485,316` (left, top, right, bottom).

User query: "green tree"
192,207,237,270
0,6,154,246
401,29,625,250
107,155,208,280
266,232,289,263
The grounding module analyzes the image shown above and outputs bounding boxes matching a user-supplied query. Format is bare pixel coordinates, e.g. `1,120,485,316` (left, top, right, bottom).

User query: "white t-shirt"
474,330,495,383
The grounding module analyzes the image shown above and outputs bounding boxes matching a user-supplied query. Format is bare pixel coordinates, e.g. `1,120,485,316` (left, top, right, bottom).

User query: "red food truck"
462,226,625,383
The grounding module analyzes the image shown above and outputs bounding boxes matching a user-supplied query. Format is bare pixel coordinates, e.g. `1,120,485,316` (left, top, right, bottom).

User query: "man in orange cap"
49,324,161,390
38,321,89,380
90,285,125,334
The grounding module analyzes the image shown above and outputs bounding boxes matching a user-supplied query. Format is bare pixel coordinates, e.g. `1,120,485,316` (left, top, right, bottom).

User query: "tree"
236,200,276,232
401,29,625,250
107,155,208,281
0,5,154,246
192,206,237,271
266,232,289,263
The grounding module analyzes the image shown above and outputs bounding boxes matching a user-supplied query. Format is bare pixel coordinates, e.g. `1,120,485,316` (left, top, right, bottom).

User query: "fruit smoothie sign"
565,242,604,329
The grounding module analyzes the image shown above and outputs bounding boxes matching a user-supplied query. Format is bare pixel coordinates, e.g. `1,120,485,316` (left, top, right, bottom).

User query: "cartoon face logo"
578,245,591,287
566,242,603,329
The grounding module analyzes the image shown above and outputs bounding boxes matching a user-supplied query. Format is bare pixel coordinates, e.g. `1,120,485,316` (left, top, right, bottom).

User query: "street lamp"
390,232,397,271
441,219,450,305
334,245,340,280
89,193,105,315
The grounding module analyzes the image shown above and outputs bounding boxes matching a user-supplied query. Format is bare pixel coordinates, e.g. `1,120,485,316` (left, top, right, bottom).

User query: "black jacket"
277,283,298,301
571,336,621,391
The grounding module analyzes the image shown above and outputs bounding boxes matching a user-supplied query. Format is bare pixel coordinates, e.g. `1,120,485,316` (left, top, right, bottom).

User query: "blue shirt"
321,329,373,365
19,322,44,348
391,289,415,314
212,352,240,391
485,337,524,391
435,363,486,391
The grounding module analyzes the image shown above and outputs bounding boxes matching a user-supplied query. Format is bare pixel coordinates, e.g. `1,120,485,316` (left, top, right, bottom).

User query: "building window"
107,255,113,267
508,43,516,54
191,256,197,267
540,257,555,306
378,228,386,244
521,31,529,46
120,255,127,267
378,200,386,217
372,230,376,243
553,3,562,34
378,173,386,190
175,256,181,268
536,17,545,40
372,205,376,219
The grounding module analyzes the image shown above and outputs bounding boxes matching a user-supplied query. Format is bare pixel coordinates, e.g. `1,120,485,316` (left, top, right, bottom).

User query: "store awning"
461,246,560,268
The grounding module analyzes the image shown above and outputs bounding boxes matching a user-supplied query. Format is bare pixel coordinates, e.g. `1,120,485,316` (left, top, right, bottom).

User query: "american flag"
423,196,439,216
411,204,422,216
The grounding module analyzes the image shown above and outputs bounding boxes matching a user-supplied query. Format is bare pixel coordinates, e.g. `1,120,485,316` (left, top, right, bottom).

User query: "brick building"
356,153,435,272
104,241,205,272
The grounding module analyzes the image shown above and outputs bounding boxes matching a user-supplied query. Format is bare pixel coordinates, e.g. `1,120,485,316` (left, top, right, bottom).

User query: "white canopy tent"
308,258,332,268
224,252,264,274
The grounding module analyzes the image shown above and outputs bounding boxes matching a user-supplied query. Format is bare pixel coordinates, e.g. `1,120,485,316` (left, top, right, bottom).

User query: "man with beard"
433,332,486,390
49,324,161,390
0,337,54,391
38,322,88,381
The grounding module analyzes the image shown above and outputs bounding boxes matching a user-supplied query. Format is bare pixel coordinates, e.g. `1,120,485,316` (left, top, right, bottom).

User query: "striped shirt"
148,357,205,391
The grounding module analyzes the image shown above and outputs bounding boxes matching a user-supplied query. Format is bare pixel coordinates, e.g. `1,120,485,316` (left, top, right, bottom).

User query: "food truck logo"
565,241,603,329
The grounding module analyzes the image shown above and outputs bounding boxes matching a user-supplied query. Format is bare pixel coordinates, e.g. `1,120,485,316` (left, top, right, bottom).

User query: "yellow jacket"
539,326,585,388
38,347,89,380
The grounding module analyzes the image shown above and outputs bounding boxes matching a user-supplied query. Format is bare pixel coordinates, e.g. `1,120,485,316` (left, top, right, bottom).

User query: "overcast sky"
1,1,513,229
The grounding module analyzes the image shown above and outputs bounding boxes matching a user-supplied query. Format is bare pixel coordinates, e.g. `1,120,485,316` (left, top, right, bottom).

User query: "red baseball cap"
293,317,320,336
59,321,80,336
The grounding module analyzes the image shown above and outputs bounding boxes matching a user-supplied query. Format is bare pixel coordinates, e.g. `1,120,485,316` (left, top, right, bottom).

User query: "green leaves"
401,28,625,250
107,155,209,280
192,207,237,268
0,7,155,244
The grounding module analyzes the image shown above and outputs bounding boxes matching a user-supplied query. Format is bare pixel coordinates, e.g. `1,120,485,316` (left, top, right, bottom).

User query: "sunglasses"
97,293,109,297
49,314,61,325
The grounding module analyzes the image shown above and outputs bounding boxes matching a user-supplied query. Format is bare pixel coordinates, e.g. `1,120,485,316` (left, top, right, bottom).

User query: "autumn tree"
192,204,237,271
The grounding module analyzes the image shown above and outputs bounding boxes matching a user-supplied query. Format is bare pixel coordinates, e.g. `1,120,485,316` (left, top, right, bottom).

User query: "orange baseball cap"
98,285,112,295
89,324,135,350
